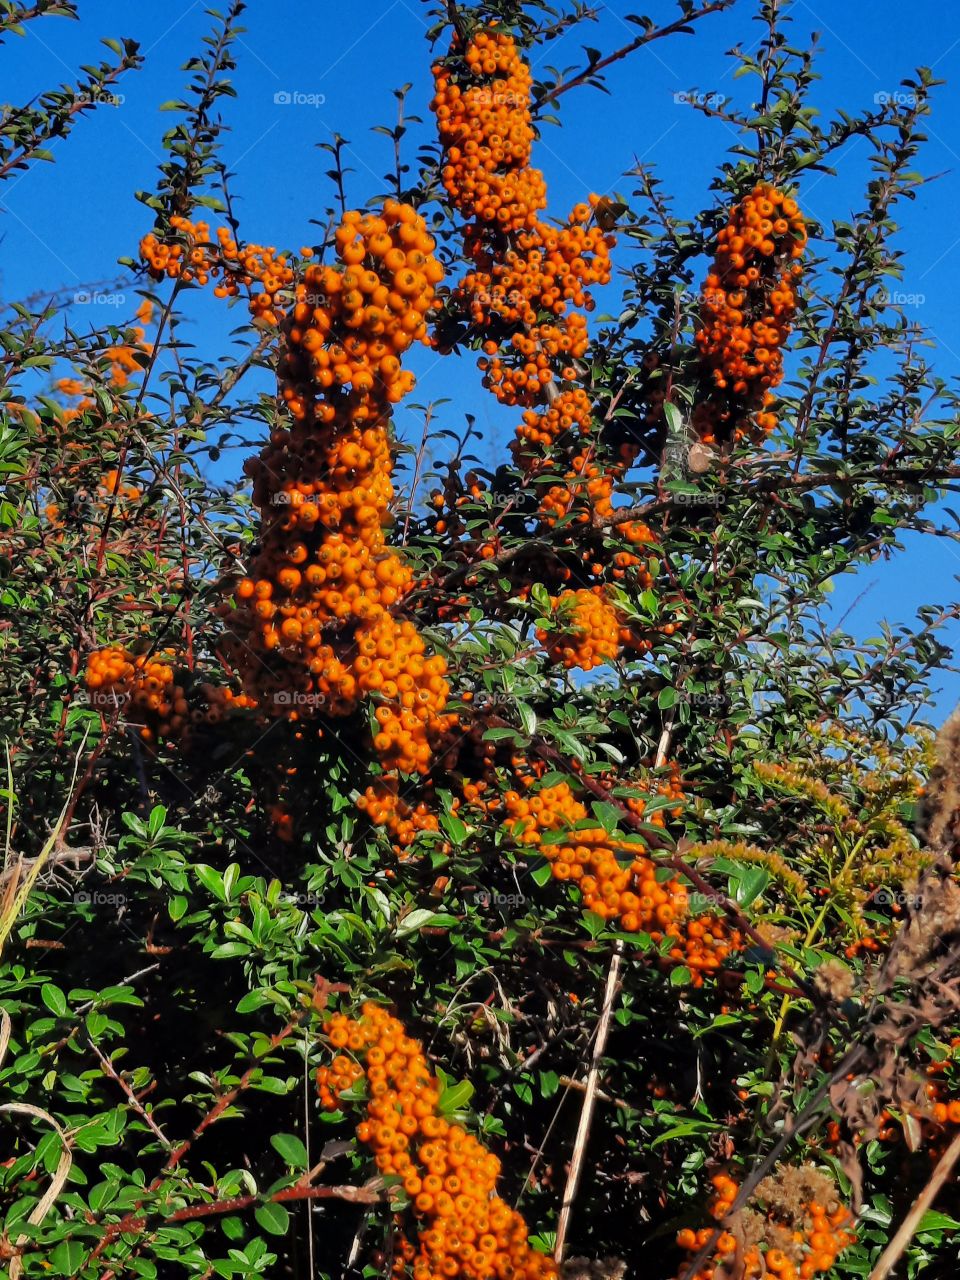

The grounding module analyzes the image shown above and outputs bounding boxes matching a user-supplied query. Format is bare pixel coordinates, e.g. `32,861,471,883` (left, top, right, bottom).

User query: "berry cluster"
537,587,622,671
503,774,740,979
431,31,616,493
227,203,453,778
84,646,188,744
357,776,441,850
140,217,297,325
676,1170,854,1280
693,183,806,443
318,1002,558,1280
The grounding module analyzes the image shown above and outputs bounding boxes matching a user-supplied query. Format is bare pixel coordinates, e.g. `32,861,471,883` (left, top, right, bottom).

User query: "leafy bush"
2,2,960,1278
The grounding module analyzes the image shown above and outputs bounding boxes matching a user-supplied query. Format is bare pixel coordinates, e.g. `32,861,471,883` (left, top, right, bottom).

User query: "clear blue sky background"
4,1,960,718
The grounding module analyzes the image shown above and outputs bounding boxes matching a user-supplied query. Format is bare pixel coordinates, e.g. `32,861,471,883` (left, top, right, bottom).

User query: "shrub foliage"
2,2,960,1277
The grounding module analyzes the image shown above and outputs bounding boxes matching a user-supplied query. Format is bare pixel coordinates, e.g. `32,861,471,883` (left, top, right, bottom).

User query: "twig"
553,940,623,1262
88,1037,171,1148
533,1,733,111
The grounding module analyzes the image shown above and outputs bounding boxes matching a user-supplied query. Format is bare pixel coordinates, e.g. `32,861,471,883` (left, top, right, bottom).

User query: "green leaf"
438,1078,475,1115
49,1242,87,1273
516,701,537,736
396,908,446,938
221,1216,246,1241
270,1132,309,1169
591,801,623,834
255,1202,290,1236
916,1210,960,1233
41,984,68,1017
194,864,227,902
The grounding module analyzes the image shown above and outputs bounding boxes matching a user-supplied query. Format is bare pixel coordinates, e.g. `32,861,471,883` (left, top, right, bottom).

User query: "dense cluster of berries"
432,32,615,487
537,588,622,670
318,1002,558,1280
518,386,593,451
357,776,441,849
693,183,806,443
84,646,189,744
140,217,297,325
676,1169,854,1280
227,203,453,778
504,774,740,979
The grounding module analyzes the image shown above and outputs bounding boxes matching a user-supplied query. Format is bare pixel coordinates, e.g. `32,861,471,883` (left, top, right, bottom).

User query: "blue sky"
4,0,960,717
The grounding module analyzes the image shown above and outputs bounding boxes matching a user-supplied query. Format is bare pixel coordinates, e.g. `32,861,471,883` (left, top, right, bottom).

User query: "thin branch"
533,1,734,111
553,941,623,1262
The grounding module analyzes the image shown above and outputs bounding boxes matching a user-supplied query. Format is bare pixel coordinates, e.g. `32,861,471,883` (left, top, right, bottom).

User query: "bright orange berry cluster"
538,453,614,526
318,1003,558,1280
140,217,296,325
357,776,441,849
537,587,622,671
227,203,453,777
503,775,740,978
676,1171,854,1280
84,646,189,744
432,31,614,479
517,386,593,450
693,183,806,443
